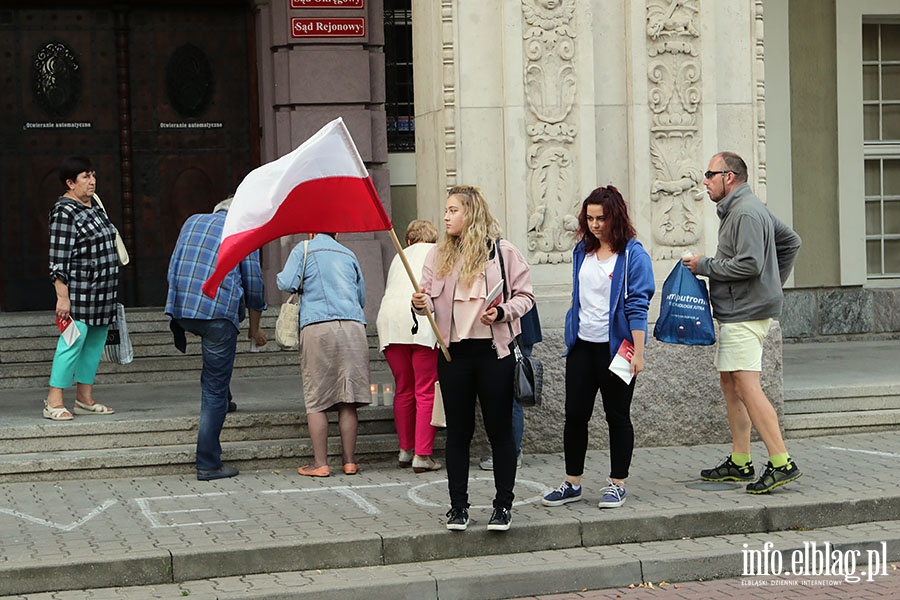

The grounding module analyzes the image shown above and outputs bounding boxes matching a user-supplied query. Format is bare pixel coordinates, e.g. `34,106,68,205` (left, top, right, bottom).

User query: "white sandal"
73,400,115,415
43,403,73,421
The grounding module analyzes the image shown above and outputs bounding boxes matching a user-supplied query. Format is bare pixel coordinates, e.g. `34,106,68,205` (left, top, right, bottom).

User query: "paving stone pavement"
1,431,900,598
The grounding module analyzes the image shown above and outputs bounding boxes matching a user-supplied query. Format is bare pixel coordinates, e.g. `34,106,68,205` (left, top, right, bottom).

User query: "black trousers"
564,339,636,480
438,339,517,510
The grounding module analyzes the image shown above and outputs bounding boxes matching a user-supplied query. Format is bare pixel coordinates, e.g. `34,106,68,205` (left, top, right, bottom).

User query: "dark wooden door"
0,3,256,311
0,7,120,312
127,6,255,305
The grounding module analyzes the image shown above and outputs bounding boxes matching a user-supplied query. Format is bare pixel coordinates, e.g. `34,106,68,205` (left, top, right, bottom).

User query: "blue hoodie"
564,238,655,359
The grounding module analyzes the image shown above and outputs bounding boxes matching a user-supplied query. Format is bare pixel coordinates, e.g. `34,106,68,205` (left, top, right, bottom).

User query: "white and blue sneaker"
541,481,583,506
598,479,626,508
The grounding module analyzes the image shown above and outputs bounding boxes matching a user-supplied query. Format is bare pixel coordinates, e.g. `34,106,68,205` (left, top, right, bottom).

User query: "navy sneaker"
598,479,626,508
700,456,755,482
446,507,470,531
542,481,583,506
746,460,802,494
487,507,512,531
197,465,239,481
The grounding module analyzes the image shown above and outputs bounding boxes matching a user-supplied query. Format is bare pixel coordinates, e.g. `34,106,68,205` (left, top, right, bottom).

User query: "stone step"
784,392,900,415
1,336,389,364
0,308,387,388
0,434,416,484
18,520,898,600
0,376,410,483
0,406,399,454
784,408,900,438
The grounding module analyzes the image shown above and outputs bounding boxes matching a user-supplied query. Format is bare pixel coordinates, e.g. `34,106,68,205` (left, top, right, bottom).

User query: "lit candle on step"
382,384,394,406
370,383,380,405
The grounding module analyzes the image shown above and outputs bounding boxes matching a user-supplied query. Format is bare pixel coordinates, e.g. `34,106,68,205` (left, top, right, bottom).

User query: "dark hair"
718,151,748,182
59,155,93,187
576,185,636,254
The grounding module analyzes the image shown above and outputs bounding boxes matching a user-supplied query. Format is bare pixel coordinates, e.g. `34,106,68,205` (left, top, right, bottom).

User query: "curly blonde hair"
435,185,502,284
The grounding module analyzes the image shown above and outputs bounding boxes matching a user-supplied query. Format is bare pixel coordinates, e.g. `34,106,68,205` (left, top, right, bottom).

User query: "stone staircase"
0,308,429,483
782,340,900,438
0,308,388,387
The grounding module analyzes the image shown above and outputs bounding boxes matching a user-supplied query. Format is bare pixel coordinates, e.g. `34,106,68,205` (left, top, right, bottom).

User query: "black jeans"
564,339,636,480
438,339,517,510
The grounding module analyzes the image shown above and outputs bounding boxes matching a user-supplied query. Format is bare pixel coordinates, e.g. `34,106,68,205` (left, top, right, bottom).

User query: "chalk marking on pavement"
407,477,546,509
135,492,248,528
261,483,407,494
823,445,900,459
0,499,117,531
262,483,407,515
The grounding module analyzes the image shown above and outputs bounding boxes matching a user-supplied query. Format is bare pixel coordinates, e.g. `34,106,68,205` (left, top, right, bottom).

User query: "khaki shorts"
715,319,772,372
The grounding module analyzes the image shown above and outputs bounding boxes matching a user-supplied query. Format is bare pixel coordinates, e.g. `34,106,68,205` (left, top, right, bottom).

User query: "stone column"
254,0,391,322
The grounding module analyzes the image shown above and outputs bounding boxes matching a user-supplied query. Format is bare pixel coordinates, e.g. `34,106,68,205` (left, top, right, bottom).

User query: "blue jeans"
175,318,238,471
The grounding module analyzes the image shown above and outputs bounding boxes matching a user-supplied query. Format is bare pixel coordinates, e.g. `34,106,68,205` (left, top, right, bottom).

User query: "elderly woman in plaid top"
44,156,120,420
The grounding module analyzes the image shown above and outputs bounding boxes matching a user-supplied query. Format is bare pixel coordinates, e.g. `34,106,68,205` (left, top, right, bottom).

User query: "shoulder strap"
495,238,522,358
92,193,107,213
297,240,309,293
495,238,508,302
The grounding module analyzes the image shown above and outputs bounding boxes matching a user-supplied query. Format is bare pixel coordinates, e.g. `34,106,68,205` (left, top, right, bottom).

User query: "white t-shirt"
577,252,617,343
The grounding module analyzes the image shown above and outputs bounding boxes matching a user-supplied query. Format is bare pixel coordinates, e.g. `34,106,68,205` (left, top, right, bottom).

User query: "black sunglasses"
704,170,732,179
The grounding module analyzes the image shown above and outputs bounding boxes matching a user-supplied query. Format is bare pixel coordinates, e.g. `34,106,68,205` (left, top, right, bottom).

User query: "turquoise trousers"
49,320,109,388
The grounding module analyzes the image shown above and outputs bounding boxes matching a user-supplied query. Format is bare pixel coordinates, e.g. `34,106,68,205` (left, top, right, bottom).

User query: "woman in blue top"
277,233,370,477
543,186,655,509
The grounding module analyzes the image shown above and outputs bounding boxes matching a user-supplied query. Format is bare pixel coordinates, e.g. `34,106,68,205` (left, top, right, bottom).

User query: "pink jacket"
417,239,534,359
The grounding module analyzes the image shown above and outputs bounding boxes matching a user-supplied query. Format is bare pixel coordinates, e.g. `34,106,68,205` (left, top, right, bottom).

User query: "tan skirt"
299,320,371,413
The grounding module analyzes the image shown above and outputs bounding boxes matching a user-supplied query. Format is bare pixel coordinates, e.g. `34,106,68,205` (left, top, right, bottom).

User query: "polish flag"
202,117,391,297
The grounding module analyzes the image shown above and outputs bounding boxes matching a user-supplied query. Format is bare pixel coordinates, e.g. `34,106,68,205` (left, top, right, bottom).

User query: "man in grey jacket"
683,152,802,494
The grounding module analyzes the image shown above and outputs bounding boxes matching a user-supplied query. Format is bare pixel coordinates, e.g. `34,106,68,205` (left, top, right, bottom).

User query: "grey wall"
783,287,900,340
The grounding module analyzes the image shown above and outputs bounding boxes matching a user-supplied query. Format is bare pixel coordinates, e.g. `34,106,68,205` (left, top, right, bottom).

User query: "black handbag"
511,335,543,407
495,239,543,407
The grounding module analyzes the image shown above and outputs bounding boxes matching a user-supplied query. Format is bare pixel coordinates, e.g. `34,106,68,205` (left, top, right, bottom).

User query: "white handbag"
274,241,308,350
430,381,446,428
275,294,300,350
92,194,130,266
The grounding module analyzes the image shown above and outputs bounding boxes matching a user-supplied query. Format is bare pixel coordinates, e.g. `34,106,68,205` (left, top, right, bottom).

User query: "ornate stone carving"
442,1,458,185
646,0,705,260
753,0,767,201
522,0,579,264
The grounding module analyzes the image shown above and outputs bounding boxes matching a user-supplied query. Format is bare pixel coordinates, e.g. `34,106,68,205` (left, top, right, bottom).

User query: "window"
863,23,900,277
384,0,414,152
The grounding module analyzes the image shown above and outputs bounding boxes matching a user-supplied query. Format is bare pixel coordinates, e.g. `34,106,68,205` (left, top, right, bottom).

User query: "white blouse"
577,252,616,343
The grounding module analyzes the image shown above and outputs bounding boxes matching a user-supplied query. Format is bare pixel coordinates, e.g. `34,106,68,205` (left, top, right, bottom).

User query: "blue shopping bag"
653,261,716,346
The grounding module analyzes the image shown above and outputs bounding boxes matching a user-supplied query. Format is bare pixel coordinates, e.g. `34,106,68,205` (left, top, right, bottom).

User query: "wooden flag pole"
387,228,451,362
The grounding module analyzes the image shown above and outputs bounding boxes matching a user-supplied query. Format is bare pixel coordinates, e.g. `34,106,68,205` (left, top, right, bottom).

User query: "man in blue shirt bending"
166,197,268,481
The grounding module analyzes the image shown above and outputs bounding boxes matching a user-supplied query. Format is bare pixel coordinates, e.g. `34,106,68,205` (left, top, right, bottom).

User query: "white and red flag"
201,117,391,297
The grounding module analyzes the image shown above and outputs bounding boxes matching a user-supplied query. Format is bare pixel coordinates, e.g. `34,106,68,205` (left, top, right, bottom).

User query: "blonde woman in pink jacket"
412,185,534,533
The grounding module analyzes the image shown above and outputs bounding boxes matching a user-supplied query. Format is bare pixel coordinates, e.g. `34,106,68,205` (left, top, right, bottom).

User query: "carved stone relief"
522,0,579,264
753,0,767,201
647,0,705,260
442,0,458,185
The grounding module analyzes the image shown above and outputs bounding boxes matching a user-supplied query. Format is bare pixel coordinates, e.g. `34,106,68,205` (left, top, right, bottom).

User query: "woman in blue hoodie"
542,185,655,509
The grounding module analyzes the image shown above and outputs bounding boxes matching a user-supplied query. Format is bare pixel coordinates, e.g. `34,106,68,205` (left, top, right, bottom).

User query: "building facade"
1,0,898,337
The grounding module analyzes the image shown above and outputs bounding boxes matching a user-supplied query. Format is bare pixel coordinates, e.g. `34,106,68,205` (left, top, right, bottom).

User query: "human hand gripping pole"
388,228,451,362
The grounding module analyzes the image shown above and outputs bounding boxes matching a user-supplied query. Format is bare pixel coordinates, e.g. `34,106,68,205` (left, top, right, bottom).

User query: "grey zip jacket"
695,183,801,323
